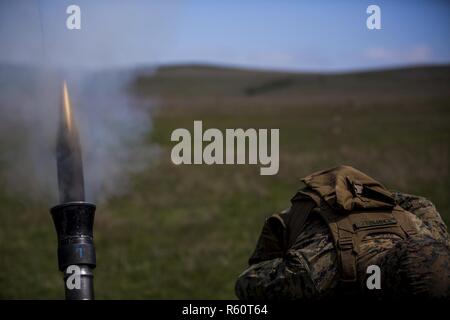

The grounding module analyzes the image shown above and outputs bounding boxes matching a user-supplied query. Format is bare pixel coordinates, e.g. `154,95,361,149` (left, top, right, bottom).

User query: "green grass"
0,64,449,299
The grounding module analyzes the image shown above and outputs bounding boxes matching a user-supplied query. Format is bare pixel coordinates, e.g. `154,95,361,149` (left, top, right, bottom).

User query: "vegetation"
1,64,449,298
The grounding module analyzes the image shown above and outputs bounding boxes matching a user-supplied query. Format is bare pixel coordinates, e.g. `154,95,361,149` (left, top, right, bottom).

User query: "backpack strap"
291,190,359,282
315,204,360,282
392,206,419,237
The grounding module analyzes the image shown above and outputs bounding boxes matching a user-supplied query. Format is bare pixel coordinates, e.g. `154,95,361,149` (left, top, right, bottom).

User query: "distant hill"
1,63,449,110
131,64,450,109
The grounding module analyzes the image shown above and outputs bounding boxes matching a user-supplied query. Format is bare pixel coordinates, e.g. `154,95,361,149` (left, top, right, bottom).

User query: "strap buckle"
338,237,353,250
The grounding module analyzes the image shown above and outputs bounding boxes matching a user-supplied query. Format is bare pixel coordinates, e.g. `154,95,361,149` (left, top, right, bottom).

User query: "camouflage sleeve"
234,250,317,300
235,214,337,300
393,192,449,245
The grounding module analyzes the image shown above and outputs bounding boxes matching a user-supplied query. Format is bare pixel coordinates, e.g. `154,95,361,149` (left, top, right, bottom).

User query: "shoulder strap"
392,206,419,237
315,205,359,282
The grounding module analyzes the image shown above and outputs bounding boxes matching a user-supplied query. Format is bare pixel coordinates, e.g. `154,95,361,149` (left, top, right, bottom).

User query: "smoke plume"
0,66,157,203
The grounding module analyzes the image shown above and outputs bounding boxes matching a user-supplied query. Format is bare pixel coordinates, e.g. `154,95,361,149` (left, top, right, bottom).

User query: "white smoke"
74,69,159,203
0,66,158,203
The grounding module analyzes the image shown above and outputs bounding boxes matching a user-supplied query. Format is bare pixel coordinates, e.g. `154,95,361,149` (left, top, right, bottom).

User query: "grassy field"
0,64,449,299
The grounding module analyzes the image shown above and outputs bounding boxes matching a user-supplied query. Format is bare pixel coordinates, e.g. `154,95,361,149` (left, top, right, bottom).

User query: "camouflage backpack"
271,165,419,284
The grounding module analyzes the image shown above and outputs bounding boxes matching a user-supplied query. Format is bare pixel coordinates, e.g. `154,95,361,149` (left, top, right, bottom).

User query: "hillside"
133,64,450,109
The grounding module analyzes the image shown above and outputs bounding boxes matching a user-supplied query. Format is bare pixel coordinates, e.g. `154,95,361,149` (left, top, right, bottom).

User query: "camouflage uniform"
235,192,450,300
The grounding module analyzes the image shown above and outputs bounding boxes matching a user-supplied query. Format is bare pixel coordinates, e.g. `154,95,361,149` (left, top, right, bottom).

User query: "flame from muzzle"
62,81,73,132
56,81,85,202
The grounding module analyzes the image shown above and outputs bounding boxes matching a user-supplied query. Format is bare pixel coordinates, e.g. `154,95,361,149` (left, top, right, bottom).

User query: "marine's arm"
235,248,317,300
235,201,336,300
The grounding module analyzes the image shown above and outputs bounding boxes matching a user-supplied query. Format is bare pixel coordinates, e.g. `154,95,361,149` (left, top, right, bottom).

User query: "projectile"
56,80,85,203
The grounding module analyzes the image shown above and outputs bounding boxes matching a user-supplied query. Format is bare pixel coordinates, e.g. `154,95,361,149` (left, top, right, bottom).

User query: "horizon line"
1,60,449,75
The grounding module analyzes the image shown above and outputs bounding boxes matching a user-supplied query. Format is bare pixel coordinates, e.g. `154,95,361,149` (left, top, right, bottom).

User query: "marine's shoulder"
392,191,449,244
393,192,435,213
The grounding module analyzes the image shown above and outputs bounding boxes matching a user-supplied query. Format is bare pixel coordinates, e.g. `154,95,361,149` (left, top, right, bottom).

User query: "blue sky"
0,0,449,71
